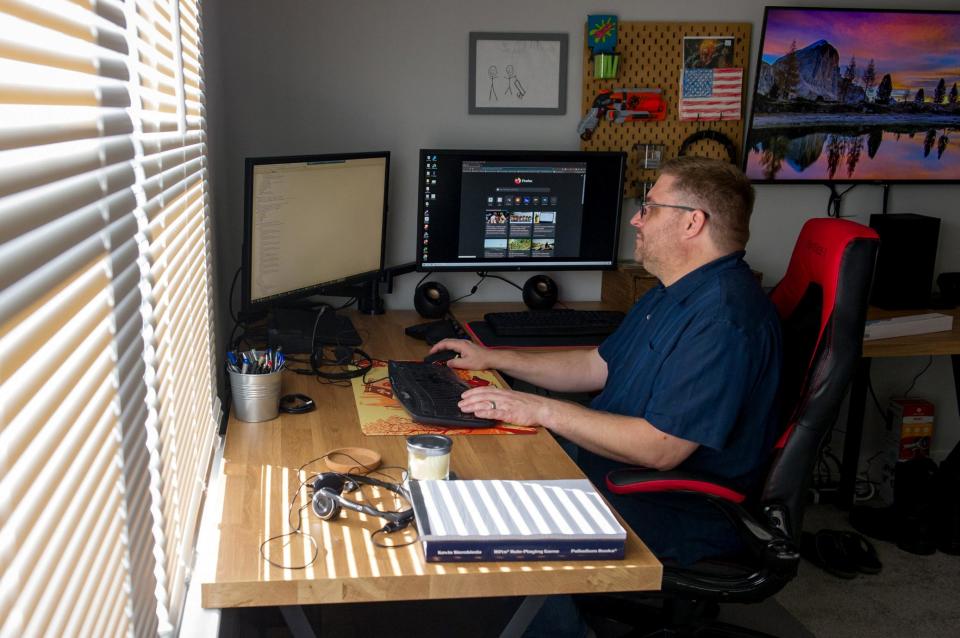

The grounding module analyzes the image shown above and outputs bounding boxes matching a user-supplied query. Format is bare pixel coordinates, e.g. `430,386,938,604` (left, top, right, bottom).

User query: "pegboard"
579,22,752,198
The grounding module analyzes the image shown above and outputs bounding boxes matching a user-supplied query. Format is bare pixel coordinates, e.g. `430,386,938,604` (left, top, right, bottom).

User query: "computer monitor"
416,149,626,271
241,151,389,314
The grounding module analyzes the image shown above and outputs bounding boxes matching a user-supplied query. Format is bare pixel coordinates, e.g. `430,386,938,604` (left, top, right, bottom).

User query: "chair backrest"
762,218,879,541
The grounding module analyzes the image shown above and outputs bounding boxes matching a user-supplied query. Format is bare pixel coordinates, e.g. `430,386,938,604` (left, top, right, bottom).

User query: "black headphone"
678,129,738,165
310,346,373,380
311,472,415,533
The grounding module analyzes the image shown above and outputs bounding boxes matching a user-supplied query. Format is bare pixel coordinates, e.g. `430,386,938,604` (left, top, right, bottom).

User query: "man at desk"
435,156,783,566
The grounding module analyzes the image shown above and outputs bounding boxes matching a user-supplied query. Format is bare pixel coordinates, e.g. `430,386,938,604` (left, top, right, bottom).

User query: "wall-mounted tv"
744,7,960,183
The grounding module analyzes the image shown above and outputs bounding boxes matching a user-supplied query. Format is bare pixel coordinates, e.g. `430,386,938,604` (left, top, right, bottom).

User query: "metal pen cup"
228,367,283,422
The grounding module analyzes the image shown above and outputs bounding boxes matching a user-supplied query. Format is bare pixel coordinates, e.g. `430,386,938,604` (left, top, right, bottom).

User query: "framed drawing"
469,32,568,115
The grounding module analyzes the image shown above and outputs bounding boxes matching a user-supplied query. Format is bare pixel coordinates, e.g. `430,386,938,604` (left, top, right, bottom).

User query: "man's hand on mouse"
427,338,496,371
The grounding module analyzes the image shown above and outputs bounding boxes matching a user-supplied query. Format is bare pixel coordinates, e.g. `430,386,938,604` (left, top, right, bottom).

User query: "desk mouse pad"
350,360,536,436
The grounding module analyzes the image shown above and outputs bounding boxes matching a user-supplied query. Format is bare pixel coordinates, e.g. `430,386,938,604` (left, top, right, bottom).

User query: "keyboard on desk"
388,361,497,428
484,309,626,337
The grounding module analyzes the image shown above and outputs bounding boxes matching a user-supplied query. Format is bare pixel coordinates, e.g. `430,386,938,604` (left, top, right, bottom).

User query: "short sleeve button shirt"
585,251,782,488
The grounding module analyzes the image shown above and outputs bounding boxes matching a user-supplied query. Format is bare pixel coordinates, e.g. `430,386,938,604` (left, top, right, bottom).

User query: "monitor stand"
267,308,362,353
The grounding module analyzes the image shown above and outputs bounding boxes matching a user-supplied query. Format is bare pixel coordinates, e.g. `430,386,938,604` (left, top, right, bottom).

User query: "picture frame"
468,32,568,115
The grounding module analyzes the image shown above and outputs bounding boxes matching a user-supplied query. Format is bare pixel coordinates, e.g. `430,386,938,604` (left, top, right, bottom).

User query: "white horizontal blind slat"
0,104,133,151
1,1,214,636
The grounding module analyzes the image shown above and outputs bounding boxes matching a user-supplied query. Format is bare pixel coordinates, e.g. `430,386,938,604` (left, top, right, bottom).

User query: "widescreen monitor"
417,149,626,271
744,7,960,183
241,152,389,312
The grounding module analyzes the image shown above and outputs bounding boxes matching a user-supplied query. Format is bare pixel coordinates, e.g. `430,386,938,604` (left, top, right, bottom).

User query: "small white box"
863,312,953,341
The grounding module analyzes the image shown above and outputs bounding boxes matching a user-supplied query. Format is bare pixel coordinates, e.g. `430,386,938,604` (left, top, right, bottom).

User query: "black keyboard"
484,309,625,337
388,361,497,428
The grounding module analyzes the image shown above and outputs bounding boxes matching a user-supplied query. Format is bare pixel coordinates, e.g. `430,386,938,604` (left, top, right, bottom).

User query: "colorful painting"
679,67,743,121
587,15,618,54
744,8,960,182
351,360,537,436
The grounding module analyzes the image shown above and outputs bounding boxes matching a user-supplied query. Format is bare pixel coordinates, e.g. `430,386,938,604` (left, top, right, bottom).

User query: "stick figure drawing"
504,65,526,99
488,65,498,101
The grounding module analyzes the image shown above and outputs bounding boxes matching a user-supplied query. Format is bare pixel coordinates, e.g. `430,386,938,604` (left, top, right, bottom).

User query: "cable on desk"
259,453,416,569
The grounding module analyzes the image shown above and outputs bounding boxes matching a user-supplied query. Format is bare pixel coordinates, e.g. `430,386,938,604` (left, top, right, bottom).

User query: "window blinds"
0,1,216,636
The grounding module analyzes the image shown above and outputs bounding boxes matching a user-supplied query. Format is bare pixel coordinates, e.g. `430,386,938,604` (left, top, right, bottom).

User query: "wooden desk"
202,309,660,616
840,307,960,506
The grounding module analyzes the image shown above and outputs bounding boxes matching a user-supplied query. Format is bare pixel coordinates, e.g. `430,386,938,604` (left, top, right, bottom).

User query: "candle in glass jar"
406,434,452,480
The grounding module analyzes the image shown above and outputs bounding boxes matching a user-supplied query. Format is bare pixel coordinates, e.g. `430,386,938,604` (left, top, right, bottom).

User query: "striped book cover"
408,479,627,562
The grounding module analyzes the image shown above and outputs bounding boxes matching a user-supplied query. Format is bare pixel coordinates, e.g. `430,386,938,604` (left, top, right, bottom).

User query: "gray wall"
203,0,960,462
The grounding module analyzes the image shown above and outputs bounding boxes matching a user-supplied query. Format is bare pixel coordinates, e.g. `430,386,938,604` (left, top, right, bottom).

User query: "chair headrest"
770,218,879,341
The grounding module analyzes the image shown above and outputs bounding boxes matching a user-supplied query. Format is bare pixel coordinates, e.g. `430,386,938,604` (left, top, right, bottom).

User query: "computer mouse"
423,349,459,364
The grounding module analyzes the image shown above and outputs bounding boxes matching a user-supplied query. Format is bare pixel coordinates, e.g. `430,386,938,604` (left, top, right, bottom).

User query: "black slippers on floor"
800,529,883,578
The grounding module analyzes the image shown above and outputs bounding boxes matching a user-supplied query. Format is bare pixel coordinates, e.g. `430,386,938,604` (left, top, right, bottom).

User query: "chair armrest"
606,468,747,503
606,467,799,579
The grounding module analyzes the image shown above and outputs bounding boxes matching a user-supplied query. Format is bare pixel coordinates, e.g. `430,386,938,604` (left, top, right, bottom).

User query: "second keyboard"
484,309,625,337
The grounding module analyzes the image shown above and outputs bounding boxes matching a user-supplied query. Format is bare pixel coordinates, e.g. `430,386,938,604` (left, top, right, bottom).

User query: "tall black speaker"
869,213,940,309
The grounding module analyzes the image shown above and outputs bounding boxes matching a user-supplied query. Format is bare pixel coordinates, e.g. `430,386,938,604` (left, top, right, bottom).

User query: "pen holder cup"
228,368,283,422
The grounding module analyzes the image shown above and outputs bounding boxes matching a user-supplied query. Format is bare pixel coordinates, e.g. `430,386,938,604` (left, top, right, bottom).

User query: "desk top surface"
201,305,661,609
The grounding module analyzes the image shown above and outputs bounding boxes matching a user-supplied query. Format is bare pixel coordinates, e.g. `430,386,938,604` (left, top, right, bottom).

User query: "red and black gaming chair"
582,218,880,636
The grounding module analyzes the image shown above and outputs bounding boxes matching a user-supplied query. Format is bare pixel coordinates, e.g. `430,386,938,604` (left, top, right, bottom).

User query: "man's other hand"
459,386,554,427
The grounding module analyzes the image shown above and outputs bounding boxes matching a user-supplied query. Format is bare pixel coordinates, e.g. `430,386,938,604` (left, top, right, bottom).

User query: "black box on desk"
869,213,940,309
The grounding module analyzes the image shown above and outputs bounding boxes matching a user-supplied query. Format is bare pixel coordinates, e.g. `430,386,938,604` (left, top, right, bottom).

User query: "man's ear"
682,210,708,237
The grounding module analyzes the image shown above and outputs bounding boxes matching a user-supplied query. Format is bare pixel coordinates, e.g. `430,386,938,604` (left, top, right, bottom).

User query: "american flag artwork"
679,68,743,121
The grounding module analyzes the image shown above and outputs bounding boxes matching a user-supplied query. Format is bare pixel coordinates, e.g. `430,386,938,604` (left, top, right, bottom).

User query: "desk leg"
279,605,318,638
499,595,547,638
952,355,960,420
840,357,871,509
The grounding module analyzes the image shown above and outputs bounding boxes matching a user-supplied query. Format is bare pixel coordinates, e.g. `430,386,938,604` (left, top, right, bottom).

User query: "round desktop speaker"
414,281,450,318
522,275,559,310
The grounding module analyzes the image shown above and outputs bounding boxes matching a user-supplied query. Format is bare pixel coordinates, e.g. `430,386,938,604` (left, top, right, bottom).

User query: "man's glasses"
639,201,711,219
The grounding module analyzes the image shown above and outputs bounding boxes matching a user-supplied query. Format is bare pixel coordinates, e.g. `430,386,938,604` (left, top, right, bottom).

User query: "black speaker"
869,213,940,309
522,275,559,310
414,281,450,318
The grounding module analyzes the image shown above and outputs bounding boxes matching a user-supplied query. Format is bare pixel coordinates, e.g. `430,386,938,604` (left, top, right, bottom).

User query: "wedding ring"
489,400,497,411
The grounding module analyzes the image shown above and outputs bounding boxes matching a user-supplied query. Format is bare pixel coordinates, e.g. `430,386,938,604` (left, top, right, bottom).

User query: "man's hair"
659,156,754,251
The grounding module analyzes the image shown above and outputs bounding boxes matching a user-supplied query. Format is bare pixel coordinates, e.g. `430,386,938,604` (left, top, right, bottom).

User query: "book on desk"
408,479,627,562
863,312,954,341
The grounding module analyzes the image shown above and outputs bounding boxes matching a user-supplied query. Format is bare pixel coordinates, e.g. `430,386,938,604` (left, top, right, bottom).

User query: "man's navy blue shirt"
578,251,782,564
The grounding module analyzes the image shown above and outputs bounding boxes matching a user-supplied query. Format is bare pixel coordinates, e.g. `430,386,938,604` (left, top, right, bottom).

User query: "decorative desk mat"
350,360,537,436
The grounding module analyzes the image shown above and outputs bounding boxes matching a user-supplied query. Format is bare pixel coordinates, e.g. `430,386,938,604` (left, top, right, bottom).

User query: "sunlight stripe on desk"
362,528,381,578
321,516,337,578
342,526,359,578
299,477,315,579
263,465,272,581
282,467,292,579
405,542,425,576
